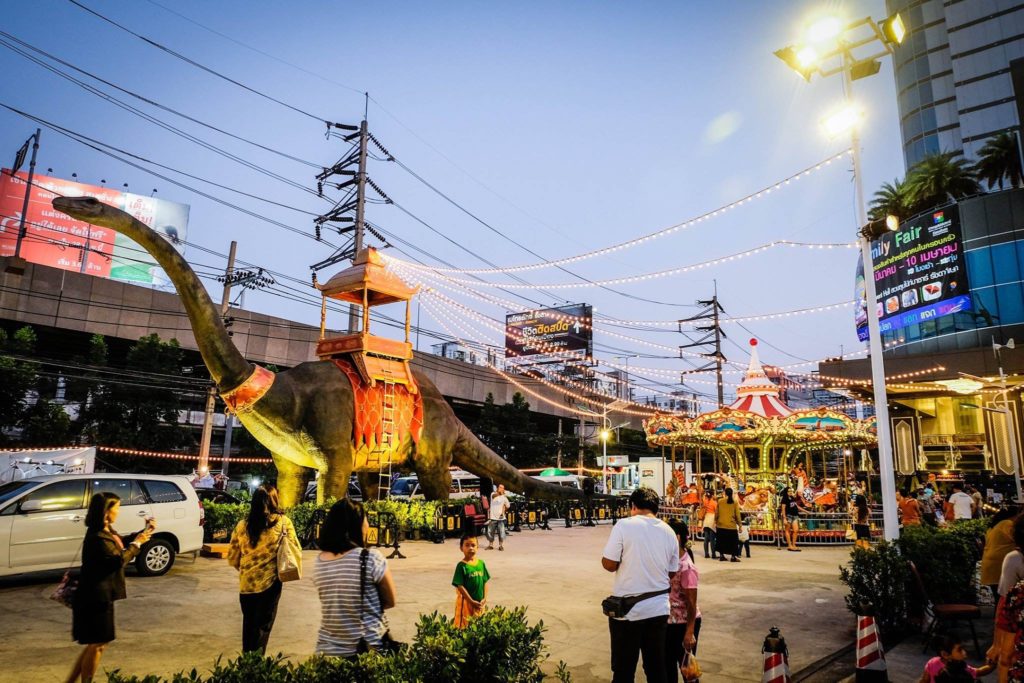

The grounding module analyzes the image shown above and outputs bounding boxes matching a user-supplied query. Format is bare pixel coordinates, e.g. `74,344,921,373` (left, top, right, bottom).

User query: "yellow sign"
366,527,379,545
528,511,536,523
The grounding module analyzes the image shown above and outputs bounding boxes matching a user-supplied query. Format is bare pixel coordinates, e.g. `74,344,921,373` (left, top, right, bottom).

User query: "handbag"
845,525,857,540
601,589,670,619
680,649,701,681
738,525,749,543
49,536,86,609
276,521,302,582
355,549,403,654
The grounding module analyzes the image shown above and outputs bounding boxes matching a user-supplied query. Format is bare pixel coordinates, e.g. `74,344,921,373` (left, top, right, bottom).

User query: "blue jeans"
702,527,717,557
484,519,506,545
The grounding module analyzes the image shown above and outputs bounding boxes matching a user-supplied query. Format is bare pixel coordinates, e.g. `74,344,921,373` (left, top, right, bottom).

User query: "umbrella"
538,468,573,477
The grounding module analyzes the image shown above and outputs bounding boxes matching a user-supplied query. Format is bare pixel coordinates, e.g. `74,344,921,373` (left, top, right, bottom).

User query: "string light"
388,149,852,275
387,240,857,290
98,446,272,464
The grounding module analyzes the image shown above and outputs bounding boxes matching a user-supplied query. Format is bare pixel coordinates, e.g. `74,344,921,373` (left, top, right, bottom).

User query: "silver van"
389,470,481,500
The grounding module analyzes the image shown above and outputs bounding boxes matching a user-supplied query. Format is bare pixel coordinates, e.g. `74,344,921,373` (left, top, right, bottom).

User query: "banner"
505,303,593,358
0,170,189,286
856,205,971,341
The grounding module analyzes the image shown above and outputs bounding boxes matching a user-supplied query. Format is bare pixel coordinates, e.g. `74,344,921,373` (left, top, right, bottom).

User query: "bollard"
854,613,888,682
761,626,791,683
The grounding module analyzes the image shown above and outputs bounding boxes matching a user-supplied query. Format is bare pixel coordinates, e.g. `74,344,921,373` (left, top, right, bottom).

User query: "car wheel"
136,538,175,576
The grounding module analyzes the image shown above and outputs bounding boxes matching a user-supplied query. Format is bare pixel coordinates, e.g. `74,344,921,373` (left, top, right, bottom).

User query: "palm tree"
868,178,912,221
905,152,981,212
973,130,1024,190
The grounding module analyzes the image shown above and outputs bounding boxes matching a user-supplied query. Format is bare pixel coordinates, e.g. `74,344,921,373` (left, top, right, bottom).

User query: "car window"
0,481,41,514
391,479,416,495
142,480,187,503
91,479,147,506
18,479,88,512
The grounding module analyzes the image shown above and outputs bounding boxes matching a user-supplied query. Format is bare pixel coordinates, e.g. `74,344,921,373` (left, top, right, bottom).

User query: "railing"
658,505,886,545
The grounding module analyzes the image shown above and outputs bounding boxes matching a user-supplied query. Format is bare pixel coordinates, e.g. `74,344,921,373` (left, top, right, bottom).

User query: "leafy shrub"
105,608,570,682
839,541,910,633
898,522,984,604
201,503,248,542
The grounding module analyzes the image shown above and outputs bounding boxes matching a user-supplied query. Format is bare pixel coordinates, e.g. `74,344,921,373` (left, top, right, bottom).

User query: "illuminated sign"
0,170,189,286
856,204,970,341
505,303,592,358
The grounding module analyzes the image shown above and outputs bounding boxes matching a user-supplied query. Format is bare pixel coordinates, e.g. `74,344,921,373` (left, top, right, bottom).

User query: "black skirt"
854,524,870,540
72,600,115,644
716,528,739,556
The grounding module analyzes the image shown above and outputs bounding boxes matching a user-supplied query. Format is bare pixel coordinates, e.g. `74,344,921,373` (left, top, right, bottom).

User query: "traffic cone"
855,614,888,682
761,626,791,683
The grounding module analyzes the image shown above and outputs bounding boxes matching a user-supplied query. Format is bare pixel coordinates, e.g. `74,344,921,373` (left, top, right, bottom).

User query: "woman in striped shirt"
313,499,397,658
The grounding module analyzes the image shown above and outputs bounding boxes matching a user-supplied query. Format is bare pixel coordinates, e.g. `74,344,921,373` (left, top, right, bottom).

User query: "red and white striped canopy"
728,339,793,418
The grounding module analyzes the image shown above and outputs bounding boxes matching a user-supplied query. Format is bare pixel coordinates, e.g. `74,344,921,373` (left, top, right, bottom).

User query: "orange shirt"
899,498,921,526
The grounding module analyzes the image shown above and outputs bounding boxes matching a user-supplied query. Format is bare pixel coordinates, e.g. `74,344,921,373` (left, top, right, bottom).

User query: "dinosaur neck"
92,208,250,389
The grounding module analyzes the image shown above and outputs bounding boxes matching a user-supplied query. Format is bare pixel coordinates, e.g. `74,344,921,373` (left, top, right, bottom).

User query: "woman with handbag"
313,499,397,658
714,488,742,563
67,492,155,683
665,522,701,683
227,483,301,654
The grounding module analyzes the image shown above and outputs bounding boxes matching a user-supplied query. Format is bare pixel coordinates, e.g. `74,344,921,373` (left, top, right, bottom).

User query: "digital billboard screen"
506,303,592,359
0,169,189,286
855,204,970,341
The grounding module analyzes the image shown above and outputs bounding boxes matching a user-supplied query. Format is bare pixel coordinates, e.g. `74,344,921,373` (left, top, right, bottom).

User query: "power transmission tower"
679,287,726,408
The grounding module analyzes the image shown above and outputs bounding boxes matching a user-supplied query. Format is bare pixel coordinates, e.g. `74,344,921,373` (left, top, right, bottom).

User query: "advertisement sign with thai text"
505,303,593,359
0,170,189,286
855,204,970,341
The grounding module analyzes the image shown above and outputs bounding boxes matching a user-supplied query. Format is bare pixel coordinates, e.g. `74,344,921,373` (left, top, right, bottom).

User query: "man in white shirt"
485,484,510,551
602,487,679,683
948,483,974,520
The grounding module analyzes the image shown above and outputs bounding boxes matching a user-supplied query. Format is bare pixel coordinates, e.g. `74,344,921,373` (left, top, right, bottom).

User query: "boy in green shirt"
452,534,490,628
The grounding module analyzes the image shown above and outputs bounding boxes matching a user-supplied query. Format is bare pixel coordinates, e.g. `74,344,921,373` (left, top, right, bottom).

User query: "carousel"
645,339,878,542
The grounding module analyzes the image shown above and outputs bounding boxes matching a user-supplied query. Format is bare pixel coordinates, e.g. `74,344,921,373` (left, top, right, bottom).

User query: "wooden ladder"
375,365,397,500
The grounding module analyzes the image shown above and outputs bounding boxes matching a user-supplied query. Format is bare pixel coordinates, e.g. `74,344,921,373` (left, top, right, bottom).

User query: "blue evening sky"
0,1,905,408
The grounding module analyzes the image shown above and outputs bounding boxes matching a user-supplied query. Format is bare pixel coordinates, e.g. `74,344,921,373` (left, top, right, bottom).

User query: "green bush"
839,541,910,634
202,503,248,542
105,607,570,682
898,522,984,604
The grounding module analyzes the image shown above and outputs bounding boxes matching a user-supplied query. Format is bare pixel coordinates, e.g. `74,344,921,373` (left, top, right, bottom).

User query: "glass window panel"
141,480,186,503
991,243,1020,283
973,289,999,326
997,284,1024,324
921,107,937,132
18,479,88,512
91,479,147,506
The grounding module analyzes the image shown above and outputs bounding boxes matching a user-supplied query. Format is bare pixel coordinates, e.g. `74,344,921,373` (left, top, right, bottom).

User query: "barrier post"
854,608,888,682
761,626,791,683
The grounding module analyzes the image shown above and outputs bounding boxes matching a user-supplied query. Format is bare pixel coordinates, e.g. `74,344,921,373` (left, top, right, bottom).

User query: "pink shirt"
924,657,977,681
668,552,700,625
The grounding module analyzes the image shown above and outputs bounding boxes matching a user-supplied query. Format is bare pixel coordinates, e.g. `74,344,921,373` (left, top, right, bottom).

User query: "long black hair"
85,492,120,532
246,484,280,548
318,498,366,553
855,494,869,521
725,487,734,504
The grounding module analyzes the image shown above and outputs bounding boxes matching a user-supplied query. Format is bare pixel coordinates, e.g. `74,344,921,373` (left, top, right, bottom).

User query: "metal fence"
658,505,886,546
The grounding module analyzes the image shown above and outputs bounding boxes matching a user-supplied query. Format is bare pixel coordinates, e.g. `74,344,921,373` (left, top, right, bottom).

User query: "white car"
0,473,205,578
389,471,481,500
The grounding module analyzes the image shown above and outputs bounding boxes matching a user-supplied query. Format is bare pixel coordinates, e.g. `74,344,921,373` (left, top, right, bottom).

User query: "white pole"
998,357,1023,502
602,412,608,494
844,53,900,541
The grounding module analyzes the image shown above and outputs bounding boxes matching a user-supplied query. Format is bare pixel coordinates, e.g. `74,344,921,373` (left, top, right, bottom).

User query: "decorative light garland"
98,446,272,464
388,149,852,275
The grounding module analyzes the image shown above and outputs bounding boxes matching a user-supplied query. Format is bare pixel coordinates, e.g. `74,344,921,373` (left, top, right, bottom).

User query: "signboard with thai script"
505,303,592,358
856,204,970,341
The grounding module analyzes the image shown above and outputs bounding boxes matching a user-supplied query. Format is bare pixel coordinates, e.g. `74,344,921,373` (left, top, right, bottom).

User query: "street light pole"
995,344,1023,502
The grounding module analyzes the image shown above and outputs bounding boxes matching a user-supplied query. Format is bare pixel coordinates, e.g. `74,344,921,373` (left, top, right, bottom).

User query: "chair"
909,561,982,657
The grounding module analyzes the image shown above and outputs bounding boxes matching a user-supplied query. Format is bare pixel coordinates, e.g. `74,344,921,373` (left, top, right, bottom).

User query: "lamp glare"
885,215,900,232
806,16,843,44
796,45,819,68
883,13,907,45
822,104,864,138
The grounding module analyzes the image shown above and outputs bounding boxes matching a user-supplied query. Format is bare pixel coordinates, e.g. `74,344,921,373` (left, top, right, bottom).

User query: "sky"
0,0,907,410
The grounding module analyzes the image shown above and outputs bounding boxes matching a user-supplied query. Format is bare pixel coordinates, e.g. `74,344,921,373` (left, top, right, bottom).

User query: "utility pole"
679,285,726,408
6,128,40,275
198,241,237,475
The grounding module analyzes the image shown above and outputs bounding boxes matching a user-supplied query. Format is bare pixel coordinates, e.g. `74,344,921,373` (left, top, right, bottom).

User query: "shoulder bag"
50,536,86,608
277,520,302,582
355,548,403,654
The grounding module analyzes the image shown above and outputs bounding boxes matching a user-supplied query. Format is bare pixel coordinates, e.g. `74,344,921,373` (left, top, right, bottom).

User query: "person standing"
484,484,510,551
853,494,871,551
779,488,807,552
969,486,985,519
699,491,717,559
313,499,397,657
227,483,301,654
897,489,922,527
664,522,701,683
67,493,155,683
948,483,974,522
918,488,937,527
981,508,1018,600
714,487,743,562
602,487,679,683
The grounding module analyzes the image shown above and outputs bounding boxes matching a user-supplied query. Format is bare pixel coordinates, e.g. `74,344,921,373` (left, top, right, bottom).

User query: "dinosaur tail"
52,196,252,390
452,421,584,500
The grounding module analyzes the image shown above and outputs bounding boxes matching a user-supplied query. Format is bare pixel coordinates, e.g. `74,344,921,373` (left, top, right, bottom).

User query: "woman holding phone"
67,492,155,683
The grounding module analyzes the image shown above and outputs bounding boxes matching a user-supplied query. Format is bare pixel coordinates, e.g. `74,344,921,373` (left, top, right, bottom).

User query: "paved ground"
1,525,871,682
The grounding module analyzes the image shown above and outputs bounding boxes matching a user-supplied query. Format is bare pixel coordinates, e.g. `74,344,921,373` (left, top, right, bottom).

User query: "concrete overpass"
0,256,644,430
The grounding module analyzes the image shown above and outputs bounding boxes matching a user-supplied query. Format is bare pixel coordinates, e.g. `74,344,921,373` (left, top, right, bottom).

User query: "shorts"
854,524,870,540
786,515,800,523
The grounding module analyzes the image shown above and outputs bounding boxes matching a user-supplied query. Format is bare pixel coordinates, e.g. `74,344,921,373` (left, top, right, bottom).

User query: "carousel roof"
728,339,793,418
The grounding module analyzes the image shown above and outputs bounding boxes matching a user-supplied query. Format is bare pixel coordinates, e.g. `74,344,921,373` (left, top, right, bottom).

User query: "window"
390,478,417,496
91,479,147,506
141,479,187,503
991,243,1021,283
0,481,41,514
17,479,87,513
997,284,1024,324
966,249,994,288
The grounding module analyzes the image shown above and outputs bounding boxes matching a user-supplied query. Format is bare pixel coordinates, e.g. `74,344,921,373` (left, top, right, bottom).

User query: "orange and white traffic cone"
761,626,791,683
855,614,888,682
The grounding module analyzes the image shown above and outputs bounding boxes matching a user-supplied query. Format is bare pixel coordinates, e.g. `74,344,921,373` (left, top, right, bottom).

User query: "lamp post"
775,12,906,541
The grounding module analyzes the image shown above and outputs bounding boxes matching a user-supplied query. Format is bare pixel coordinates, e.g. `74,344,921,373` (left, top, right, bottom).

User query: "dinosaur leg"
357,471,380,501
415,458,453,500
274,453,312,508
319,451,354,503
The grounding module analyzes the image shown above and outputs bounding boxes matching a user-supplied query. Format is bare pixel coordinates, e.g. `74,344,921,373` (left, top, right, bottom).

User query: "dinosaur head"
53,196,128,229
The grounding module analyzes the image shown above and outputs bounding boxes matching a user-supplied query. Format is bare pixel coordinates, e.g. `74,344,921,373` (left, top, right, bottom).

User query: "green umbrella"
538,468,573,477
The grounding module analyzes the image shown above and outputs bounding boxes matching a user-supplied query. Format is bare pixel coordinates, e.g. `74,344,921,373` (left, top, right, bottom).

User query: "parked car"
0,473,205,578
390,470,481,500
304,478,362,503
194,487,244,505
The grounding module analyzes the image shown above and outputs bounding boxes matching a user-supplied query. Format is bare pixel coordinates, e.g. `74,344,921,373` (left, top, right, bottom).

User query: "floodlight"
885,215,900,232
806,16,843,44
774,46,816,81
600,429,611,441
822,103,864,138
850,59,882,81
881,13,906,45
796,45,819,69
861,214,900,240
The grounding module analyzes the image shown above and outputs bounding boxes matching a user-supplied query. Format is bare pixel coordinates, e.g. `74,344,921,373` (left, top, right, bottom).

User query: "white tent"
0,447,96,484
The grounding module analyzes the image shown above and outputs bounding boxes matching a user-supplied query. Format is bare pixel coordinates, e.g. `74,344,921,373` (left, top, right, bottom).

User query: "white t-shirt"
489,494,510,521
949,491,973,520
602,515,679,621
999,550,1024,596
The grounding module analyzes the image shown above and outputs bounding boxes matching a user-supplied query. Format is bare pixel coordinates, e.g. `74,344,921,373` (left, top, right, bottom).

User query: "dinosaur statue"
53,196,581,507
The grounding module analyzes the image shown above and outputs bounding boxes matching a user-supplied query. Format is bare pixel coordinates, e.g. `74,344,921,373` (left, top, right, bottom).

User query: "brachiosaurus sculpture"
53,196,580,506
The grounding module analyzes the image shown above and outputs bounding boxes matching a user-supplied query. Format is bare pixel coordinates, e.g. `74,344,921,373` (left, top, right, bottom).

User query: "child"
919,636,994,682
452,534,490,628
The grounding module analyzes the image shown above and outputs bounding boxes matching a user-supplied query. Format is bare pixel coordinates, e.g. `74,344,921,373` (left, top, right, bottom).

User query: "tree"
868,178,913,221
974,131,1024,190
471,392,561,469
905,152,981,212
0,326,39,442
20,398,73,446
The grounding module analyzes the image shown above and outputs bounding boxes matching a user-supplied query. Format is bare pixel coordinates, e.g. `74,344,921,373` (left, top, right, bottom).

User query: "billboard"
856,205,971,341
505,303,593,359
0,170,189,286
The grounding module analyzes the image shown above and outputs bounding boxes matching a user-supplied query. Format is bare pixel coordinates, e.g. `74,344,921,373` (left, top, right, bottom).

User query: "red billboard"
0,170,189,285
